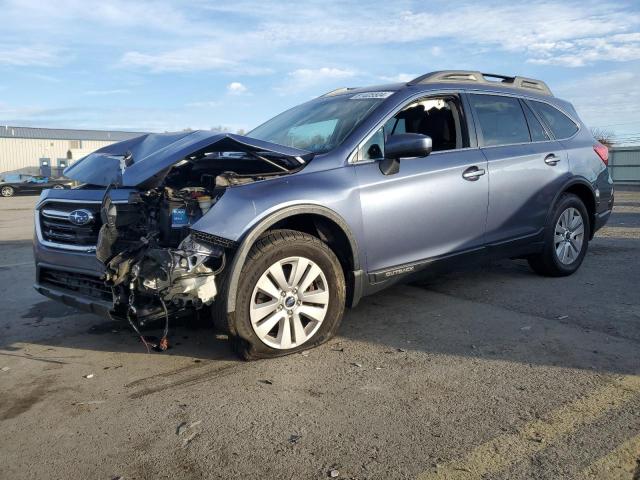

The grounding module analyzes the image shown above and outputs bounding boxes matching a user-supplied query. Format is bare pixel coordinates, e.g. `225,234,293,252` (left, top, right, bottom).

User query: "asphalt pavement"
0,190,638,480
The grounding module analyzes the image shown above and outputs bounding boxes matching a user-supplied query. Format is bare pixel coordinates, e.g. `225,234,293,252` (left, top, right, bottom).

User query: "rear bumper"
34,282,114,318
593,209,611,234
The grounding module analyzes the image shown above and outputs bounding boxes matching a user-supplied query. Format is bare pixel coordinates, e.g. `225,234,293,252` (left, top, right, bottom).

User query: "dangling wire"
158,298,170,351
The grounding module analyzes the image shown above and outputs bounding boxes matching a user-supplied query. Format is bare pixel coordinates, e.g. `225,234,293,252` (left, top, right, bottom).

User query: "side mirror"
379,133,432,175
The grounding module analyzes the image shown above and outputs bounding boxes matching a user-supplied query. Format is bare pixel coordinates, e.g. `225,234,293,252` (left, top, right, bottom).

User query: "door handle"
544,153,561,166
462,166,486,181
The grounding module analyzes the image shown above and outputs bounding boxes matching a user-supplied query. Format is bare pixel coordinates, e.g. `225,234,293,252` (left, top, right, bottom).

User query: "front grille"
38,201,102,247
40,267,113,302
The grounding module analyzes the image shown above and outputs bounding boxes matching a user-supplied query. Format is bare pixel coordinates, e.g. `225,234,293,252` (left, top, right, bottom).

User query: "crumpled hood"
64,131,314,187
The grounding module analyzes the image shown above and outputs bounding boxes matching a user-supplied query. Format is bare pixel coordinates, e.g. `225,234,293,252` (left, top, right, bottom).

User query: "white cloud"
288,67,355,82
0,44,62,67
527,33,640,67
379,73,417,83
107,1,640,76
277,67,356,94
554,70,640,142
120,49,235,73
227,82,247,94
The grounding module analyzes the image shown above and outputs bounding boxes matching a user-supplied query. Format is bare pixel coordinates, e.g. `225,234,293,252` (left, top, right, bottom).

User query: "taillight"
594,143,608,166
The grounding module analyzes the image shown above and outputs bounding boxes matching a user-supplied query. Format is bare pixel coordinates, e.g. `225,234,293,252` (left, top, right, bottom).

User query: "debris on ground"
177,420,202,436
329,469,340,477
215,334,229,340
288,434,303,444
396,348,407,353
176,422,188,436
375,366,383,370
182,431,199,448
258,379,273,385
520,326,532,331
83,373,94,379
557,315,569,320
1,366,10,372
351,362,362,368
300,350,310,357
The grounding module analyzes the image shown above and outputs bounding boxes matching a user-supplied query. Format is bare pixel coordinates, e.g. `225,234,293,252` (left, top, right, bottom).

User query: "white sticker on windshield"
350,91,394,100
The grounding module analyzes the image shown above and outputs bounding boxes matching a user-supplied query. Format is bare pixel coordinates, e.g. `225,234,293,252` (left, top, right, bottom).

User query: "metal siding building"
0,126,145,177
609,146,640,184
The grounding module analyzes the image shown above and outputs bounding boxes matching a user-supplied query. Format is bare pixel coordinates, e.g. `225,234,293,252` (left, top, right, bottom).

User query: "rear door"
353,93,489,273
468,93,568,244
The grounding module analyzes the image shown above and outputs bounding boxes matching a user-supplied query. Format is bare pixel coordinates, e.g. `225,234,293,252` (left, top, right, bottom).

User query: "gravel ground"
0,189,638,480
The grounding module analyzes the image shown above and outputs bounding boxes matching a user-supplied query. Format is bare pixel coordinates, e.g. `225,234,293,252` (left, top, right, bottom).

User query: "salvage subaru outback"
33,71,613,359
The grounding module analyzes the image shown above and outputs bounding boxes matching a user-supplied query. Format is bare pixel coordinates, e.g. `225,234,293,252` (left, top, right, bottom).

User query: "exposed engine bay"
91,149,303,349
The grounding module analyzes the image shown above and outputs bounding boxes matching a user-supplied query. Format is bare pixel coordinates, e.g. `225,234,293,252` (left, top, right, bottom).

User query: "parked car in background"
33,70,613,359
0,175,74,197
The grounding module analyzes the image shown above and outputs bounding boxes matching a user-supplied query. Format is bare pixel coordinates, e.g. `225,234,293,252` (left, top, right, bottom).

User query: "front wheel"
528,193,590,277
1,186,15,197
231,229,345,360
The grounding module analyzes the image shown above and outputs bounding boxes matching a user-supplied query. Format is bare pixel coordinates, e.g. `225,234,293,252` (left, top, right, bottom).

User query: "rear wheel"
52,184,65,189
1,186,15,197
230,229,345,360
528,193,590,276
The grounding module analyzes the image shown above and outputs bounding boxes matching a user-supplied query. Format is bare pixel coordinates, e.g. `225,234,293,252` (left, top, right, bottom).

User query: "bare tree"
591,128,615,147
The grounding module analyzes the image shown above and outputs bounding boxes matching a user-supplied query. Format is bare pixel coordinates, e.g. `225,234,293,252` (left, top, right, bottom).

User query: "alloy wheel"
554,207,585,265
250,256,329,349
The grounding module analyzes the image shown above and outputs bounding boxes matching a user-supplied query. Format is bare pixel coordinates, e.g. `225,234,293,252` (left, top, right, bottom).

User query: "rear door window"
469,94,531,146
529,101,579,139
521,100,550,142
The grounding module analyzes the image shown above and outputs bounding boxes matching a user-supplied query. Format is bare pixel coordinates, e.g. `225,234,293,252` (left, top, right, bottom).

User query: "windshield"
247,94,387,154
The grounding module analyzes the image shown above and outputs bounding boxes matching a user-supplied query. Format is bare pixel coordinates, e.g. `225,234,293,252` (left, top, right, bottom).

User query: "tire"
53,184,65,189
228,229,345,360
1,186,15,197
528,193,590,277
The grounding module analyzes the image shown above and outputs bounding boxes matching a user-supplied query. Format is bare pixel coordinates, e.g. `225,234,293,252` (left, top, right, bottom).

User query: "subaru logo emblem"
68,209,93,226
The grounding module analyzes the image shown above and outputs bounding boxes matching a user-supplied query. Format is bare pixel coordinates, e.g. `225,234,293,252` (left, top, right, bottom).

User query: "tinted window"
530,101,578,139
469,94,530,146
522,101,550,142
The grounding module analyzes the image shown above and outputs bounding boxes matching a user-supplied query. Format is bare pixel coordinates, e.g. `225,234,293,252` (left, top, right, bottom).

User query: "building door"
39,158,51,177
56,159,68,177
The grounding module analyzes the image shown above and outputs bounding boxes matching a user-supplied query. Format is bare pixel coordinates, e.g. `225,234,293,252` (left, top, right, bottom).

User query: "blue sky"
0,0,639,144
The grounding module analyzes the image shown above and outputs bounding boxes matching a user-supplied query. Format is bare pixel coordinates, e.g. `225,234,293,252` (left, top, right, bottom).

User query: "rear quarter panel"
560,123,613,216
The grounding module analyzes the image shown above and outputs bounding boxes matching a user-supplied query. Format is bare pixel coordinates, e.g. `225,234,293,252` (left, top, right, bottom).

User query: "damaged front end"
43,132,314,346
95,184,226,348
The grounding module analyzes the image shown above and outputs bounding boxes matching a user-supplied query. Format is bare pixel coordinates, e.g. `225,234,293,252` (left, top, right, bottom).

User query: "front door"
353,94,489,274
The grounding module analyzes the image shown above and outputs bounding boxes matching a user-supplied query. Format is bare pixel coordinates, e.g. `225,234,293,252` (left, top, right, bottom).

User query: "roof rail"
407,70,553,96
